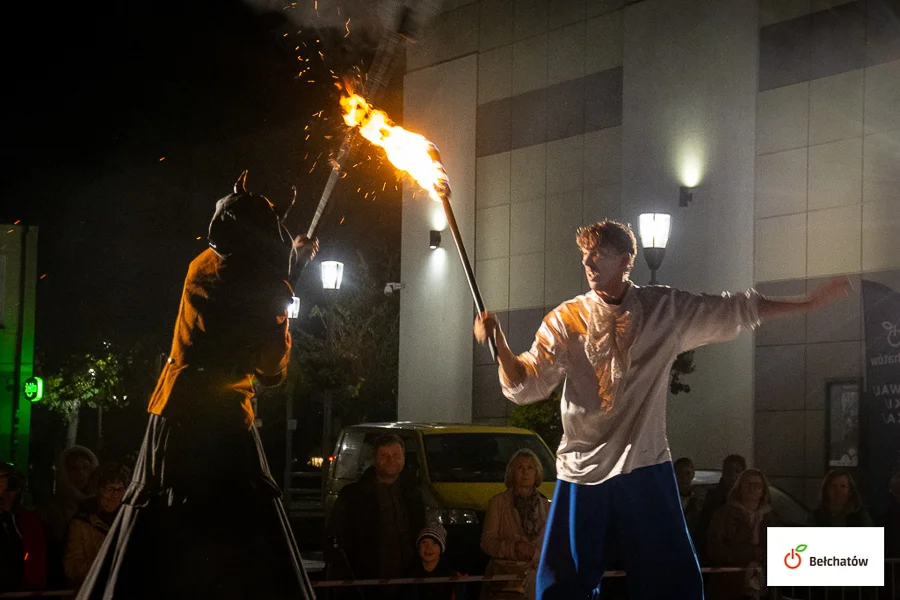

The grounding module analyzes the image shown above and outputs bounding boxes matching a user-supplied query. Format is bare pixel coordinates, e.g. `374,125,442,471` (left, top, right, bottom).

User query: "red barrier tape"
310,567,755,588
0,566,775,594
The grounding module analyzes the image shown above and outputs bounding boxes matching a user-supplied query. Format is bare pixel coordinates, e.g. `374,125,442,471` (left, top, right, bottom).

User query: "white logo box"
767,527,884,587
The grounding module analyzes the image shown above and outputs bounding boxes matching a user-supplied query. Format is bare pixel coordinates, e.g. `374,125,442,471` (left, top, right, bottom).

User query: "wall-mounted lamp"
287,296,301,319
429,230,442,250
321,260,344,290
638,213,671,285
679,185,694,207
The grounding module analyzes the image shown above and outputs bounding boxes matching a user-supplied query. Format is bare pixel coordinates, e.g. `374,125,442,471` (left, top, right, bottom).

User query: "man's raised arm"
758,276,851,320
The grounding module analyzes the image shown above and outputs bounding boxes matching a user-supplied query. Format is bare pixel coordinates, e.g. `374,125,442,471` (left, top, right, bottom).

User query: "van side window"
333,431,366,480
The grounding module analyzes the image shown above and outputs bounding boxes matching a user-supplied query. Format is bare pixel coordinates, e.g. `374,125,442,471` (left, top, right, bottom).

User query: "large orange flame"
341,94,448,202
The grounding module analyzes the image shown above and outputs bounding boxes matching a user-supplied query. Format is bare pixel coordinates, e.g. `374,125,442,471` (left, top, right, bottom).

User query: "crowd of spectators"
325,436,552,600
675,454,899,600
1,438,896,598
0,446,130,595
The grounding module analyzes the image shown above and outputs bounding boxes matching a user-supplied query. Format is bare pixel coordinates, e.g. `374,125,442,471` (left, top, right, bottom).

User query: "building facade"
0,224,39,472
397,0,900,507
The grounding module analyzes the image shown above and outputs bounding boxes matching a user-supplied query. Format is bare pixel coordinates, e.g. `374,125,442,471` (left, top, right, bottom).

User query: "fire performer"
78,174,317,599
473,220,850,600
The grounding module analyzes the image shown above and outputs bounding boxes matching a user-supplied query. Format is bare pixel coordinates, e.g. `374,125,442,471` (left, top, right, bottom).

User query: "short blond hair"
504,448,544,489
575,220,637,273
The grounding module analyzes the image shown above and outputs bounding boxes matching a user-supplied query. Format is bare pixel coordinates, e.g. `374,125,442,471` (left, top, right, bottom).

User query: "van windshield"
423,433,557,483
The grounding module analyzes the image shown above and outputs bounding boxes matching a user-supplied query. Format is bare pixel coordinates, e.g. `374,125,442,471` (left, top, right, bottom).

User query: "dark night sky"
4,0,404,368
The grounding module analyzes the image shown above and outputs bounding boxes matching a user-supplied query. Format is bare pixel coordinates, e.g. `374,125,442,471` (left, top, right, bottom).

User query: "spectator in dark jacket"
674,457,702,542
884,470,900,558
407,523,466,600
809,468,873,527
707,468,778,600
328,434,426,596
696,454,746,564
0,463,47,593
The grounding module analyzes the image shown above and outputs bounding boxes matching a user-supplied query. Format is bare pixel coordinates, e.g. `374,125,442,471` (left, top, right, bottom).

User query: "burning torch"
341,95,498,361
286,6,418,296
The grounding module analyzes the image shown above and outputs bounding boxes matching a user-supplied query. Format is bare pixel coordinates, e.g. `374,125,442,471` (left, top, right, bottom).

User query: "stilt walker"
77,174,318,599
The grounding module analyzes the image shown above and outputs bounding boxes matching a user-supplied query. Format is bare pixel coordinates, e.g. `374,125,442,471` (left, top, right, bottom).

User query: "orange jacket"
147,248,293,427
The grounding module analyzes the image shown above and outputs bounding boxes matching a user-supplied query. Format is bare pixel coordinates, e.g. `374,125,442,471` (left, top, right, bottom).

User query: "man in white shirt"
473,220,849,600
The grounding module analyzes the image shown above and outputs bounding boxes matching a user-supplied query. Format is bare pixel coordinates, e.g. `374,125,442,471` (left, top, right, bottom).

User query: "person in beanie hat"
407,523,466,600
417,524,447,557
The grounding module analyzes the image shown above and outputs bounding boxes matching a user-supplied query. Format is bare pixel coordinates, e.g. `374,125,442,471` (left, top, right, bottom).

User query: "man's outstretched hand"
759,275,853,320
808,276,853,308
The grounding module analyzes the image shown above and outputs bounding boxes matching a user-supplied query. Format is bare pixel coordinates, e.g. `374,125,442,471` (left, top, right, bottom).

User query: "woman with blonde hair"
707,468,779,599
810,468,873,527
480,449,550,599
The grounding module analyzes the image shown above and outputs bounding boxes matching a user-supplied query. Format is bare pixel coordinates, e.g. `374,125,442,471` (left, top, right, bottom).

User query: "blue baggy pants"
536,461,704,600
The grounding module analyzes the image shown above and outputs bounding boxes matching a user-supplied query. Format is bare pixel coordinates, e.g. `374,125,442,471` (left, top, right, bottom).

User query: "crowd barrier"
0,561,894,597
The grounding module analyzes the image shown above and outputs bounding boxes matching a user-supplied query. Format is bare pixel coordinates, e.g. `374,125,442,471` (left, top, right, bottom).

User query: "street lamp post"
320,260,343,500
283,261,344,510
638,213,671,285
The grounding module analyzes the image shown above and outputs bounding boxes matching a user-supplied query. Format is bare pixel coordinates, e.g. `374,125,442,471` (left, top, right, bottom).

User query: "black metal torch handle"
439,191,498,363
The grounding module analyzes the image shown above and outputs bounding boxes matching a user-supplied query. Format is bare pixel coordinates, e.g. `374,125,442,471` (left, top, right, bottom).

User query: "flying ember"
340,94,448,202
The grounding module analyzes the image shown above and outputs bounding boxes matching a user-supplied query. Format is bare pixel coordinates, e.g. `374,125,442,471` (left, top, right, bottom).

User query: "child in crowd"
408,523,466,600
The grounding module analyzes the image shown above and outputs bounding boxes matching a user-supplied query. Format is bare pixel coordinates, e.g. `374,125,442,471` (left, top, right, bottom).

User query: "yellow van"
324,422,557,574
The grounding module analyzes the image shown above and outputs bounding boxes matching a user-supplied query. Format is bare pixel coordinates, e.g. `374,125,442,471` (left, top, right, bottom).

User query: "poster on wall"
826,380,860,468
861,279,900,517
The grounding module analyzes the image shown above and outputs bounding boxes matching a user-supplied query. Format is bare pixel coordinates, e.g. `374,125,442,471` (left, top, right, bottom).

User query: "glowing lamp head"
638,213,671,249
287,296,301,319
321,260,344,290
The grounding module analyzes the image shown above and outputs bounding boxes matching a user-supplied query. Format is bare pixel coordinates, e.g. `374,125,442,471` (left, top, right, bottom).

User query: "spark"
339,217,345,224
6,230,12,234
40,274,47,279
283,33,288,37
382,182,387,191
13,220,20,224
159,157,165,161
196,236,202,240
345,18,351,37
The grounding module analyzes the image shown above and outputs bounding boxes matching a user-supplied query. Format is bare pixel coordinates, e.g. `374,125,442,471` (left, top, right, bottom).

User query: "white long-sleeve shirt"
501,283,760,485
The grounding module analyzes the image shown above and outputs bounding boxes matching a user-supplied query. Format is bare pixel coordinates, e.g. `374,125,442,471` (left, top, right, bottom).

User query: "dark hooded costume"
77,175,315,599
